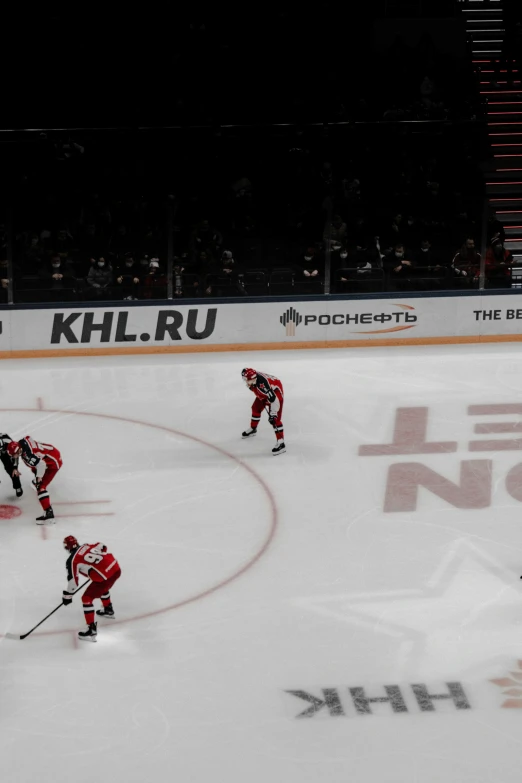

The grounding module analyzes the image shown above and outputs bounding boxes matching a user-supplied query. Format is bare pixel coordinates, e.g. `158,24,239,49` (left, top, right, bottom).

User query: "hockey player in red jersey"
7,436,62,523
62,535,122,642
241,367,286,455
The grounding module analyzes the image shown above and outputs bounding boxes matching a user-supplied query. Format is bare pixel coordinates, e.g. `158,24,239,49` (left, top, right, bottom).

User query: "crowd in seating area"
0,1,495,305
0,116,495,305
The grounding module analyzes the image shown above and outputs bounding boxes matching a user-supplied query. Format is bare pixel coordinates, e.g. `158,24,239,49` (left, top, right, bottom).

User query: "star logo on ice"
490,661,522,708
292,539,520,675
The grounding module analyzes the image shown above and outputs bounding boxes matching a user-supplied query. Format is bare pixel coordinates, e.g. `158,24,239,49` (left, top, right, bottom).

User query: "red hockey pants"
250,392,284,441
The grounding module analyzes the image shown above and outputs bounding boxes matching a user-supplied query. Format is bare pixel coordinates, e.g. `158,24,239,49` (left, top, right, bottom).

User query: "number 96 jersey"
66,542,120,587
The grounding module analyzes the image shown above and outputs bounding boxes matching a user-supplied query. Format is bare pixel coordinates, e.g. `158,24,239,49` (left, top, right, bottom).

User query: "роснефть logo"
280,307,303,337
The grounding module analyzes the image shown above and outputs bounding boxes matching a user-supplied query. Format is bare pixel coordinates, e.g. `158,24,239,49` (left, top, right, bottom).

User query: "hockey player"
241,367,286,455
0,433,23,497
7,436,62,523
62,535,122,642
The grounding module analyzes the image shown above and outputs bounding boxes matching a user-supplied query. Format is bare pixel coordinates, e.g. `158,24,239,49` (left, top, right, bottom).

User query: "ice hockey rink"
3,343,522,783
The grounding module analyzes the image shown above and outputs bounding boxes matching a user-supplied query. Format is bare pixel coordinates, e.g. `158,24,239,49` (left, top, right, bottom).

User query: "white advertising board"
0,294,522,356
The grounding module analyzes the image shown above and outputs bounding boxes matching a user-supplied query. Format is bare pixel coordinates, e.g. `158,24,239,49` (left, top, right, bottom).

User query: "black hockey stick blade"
4,579,90,641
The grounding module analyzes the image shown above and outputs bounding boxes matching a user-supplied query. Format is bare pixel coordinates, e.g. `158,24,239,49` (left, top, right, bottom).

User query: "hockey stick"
4,579,90,640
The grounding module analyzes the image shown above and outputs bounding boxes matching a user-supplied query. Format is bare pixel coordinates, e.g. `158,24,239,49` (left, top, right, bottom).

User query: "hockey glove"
62,591,73,606
268,413,277,426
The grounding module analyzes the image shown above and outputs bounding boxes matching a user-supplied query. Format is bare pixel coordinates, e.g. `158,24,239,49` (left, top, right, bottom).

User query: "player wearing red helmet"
241,367,286,455
8,436,62,523
63,535,79,552
62,535,122,642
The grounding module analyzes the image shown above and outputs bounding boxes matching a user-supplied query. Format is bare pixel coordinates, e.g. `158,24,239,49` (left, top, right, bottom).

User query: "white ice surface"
1,346,522,782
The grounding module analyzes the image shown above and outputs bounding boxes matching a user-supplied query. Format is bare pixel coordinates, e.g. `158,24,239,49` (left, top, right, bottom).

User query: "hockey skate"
242,428,258,439
96,604,115,619
272,442,286,456
15,487,23,498
36,507,55,524
78,622,97,642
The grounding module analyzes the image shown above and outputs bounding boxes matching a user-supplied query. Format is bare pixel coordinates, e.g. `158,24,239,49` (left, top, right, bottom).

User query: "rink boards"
1,291,522,357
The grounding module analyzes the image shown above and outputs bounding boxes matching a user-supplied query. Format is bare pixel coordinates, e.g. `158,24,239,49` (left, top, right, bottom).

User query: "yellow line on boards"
1,333,522,359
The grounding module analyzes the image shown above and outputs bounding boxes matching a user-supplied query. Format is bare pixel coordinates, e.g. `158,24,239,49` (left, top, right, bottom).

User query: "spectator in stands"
383,242,414,290
337,248,353,281
301,247,321,278
220,250,236,276
363,238,383,269
412,239,450,290
115,255,141,300
414,239,440,270
143,259,167,299
353,242,378,272
87,257,113,297
355,255,373,276
451,237,480,282
40,254,74,293
485,236,514,288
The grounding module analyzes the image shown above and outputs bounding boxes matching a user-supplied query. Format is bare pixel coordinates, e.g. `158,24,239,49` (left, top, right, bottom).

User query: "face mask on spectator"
395,251,404,258
340,251,348,260
125,261,134,267
52,262,61,268
98,261,105,268
304,255,313,262
421,247,429,253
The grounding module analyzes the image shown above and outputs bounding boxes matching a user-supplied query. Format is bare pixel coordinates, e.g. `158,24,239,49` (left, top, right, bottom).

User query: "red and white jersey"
67,542,120,587
19,436,62,470
250,371,284,415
